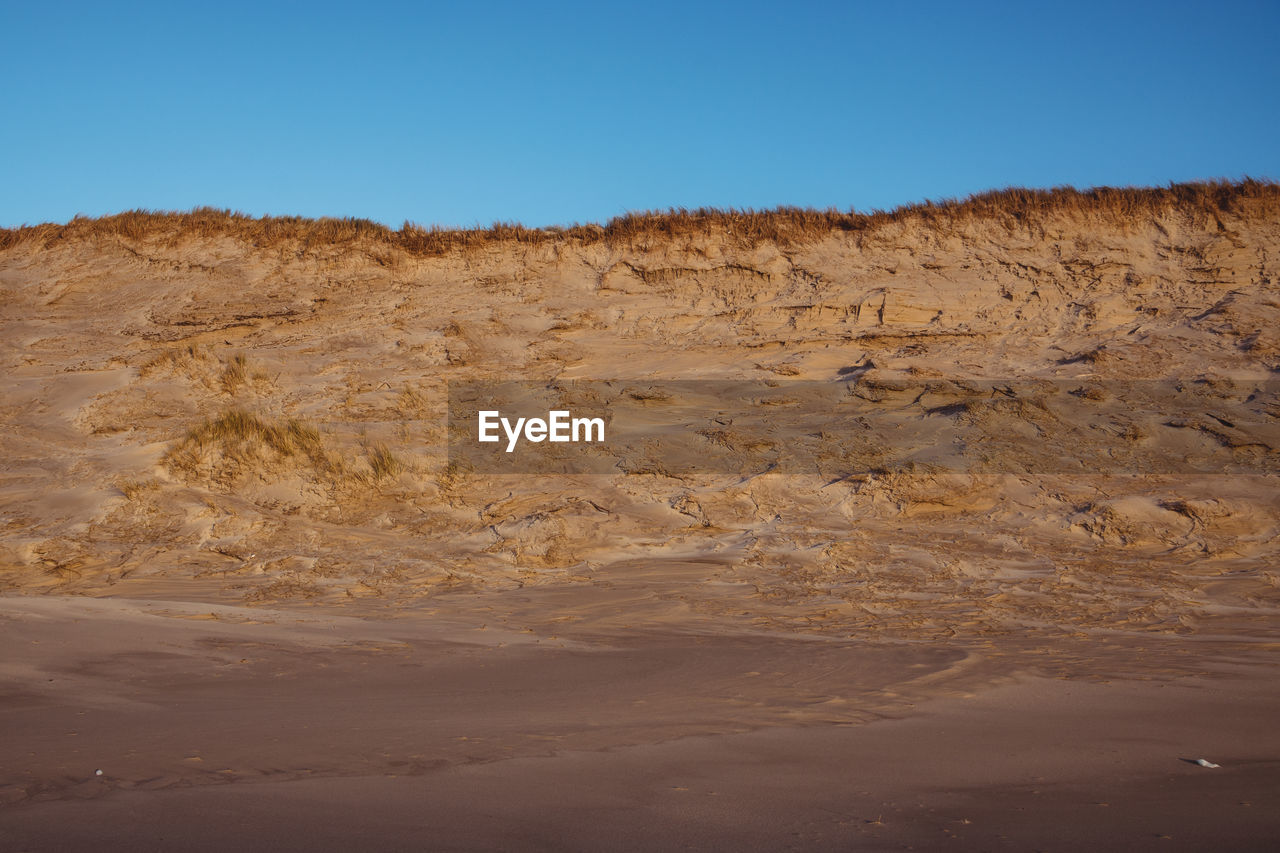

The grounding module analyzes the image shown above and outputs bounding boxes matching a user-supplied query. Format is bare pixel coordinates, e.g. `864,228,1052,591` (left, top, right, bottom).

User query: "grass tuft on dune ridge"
3,179,1276,256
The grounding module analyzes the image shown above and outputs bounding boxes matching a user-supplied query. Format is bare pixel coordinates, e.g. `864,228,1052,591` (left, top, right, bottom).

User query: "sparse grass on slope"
165,410,408,490
164,410,332,483
173,409,325,459
2,179,1276,256
140,347,271,396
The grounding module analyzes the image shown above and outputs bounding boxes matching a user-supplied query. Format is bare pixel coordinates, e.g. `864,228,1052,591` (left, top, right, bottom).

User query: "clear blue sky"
2,0,1277,229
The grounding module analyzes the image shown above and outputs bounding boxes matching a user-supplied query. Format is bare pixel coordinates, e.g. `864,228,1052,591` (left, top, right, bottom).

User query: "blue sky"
2,1,1277,228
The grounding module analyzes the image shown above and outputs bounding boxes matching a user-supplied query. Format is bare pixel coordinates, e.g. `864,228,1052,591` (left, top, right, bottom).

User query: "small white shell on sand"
94,769,103,776
1194,758,1220,768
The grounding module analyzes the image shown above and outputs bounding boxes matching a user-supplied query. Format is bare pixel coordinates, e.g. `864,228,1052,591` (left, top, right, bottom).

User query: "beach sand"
2,593,1278,851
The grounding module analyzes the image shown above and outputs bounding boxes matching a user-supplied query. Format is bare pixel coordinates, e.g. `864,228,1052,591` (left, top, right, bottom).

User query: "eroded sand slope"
1,185,1276,647
2,184,1280,849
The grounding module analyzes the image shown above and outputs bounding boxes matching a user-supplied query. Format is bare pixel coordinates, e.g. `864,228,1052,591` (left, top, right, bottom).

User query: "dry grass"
139,344,220,380
364,443,403,481
166,409,332,478
202,410,321,455
117,478,159,501
140,347,270,396
166,410,412,492
3,179,1275,256
220,350,262,394
220,353,250,395
434,460,470,495
395,384,432,417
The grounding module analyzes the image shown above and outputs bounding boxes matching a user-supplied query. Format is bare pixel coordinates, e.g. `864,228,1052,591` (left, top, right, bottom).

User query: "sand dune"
2,182,1279,848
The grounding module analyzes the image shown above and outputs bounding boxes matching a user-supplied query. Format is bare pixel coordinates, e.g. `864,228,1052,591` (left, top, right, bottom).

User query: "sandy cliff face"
1,185,1277,648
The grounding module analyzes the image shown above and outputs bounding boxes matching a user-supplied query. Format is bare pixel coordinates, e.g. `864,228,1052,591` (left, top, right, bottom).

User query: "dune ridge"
4,178,1277,255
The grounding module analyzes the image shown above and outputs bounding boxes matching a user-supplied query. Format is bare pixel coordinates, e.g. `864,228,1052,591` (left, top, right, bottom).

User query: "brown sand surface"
2,184,1279,848
2,594,1279,851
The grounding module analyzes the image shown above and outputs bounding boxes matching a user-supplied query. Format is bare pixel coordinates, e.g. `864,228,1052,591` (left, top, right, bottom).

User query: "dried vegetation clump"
3,179,1276,257
166,409,329,471
164,409,407,491
140,347,272,396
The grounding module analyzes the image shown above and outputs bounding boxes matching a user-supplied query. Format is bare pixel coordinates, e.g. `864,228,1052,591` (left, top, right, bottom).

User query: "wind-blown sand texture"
2,181,1279,850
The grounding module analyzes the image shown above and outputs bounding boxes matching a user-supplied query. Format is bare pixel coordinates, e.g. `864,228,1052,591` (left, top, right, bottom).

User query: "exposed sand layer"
2,184,1278,847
